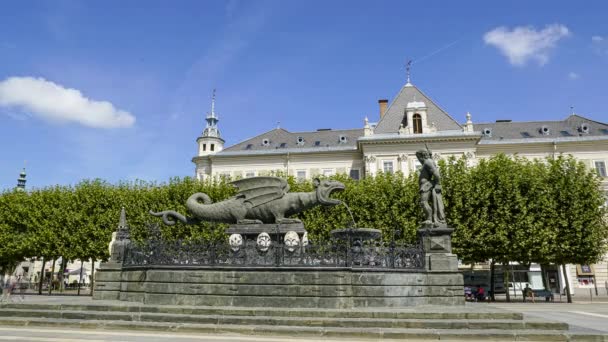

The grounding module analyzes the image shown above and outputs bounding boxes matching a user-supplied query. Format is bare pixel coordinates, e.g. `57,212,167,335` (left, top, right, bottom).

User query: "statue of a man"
416,149,447,228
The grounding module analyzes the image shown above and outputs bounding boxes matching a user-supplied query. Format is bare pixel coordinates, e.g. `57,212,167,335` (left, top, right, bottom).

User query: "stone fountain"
95,174,463,307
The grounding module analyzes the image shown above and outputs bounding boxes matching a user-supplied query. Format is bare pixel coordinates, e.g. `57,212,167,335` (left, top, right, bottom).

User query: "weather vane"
406,59,412,84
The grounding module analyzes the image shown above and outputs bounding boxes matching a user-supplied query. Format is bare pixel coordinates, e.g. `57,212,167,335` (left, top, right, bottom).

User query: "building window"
413,114,423,134
296,170,306,181
210,144,215,151
202,144,206,151
245,171,256,178
322,169,334,177
595,161,607,177
349,169,360,180
383,161,394,174
262,139,270,146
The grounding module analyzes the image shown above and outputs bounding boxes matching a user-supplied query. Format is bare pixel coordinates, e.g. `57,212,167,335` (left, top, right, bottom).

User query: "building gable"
374,84,462,134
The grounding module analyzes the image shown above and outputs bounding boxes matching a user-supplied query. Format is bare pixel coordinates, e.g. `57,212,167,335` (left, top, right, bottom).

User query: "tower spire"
211,88,216,118
16,162,26,192
203,89,221,138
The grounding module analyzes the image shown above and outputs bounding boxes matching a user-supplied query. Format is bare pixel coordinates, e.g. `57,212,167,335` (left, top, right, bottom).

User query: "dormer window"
262,138,270,146
413,113,423,134
579,123,590,134
482,128,492,137
339,135,347,143
296,136,305,145
245,144,253,150
540,126,550,135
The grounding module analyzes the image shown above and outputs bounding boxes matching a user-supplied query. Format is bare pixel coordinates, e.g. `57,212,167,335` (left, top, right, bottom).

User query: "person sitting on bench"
523,284,535,303
475,285,486,302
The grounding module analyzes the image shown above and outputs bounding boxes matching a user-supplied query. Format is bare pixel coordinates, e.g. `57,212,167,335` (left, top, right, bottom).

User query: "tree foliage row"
1,154,606,279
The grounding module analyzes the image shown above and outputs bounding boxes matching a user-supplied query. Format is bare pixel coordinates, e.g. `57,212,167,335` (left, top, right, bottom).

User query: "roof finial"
276,121,281,129
211,88,216,118
406,59,412,86
570,105,574,115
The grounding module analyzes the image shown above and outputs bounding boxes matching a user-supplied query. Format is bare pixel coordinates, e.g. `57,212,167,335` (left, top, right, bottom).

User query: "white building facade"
193,80,608,296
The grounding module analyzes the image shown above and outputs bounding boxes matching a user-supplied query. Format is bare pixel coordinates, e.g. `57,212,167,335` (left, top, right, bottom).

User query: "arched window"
413,114,423,134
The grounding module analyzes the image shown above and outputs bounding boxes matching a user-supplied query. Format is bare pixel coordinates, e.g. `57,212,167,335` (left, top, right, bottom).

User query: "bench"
523,289,554,302
533,289,554,302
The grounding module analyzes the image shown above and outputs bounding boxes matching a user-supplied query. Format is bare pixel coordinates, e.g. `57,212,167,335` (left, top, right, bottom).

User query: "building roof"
221,127,364,154
477,114,608,143
374,83,462,134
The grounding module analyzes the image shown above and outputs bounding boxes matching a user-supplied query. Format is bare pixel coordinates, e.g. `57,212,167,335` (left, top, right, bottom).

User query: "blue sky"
1,0,607,190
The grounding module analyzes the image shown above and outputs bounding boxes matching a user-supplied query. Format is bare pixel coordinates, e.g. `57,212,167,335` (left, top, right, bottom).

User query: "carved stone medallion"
284,231,300,252
256,232,272,252
229,233,243,252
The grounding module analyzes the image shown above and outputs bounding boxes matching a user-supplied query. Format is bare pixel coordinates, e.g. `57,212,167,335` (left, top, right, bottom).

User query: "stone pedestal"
418,227,459,272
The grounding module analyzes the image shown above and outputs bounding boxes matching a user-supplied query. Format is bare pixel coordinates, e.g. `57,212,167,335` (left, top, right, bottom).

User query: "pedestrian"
16,275,25,302
0,277,16,303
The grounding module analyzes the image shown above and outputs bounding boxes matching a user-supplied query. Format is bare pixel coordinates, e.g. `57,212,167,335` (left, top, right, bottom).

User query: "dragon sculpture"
150,176,345,225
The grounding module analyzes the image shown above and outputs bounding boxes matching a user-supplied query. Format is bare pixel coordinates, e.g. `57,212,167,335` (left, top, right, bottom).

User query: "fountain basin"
330,228,382,241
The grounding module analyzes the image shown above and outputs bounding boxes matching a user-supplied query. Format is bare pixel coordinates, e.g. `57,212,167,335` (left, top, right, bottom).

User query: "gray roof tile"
477,114,608,141
222,128,364,153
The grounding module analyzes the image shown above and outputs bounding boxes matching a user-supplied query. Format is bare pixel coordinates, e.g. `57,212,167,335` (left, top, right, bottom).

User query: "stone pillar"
93,207,131,300
417,228,458,272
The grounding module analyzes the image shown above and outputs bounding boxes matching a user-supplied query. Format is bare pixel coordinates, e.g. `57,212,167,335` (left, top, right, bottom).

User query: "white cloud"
568,72,580,80
591,35,608,55
0,76,135,128
483,24,570,66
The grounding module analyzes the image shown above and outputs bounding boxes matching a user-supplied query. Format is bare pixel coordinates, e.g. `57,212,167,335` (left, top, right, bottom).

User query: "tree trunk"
562,264,572,303
490,260,496,302
37,258,45,295
90,258,96,296
77,260,84,296
58,258,67,293
48,259,56,295
504,262,511,302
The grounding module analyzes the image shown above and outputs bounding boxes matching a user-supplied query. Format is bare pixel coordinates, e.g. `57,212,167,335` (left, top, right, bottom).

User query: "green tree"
542,155,608,303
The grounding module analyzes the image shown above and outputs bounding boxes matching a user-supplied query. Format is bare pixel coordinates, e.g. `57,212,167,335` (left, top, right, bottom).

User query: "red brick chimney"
378,99,388,119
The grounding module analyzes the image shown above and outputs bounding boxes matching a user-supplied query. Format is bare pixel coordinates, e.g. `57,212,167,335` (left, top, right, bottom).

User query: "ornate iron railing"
123,236,425,270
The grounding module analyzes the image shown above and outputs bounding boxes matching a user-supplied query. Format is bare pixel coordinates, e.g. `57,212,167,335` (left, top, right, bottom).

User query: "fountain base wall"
94,267,464,308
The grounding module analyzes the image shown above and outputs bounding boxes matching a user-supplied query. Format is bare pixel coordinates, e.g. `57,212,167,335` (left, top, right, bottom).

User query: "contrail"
413,38,461,65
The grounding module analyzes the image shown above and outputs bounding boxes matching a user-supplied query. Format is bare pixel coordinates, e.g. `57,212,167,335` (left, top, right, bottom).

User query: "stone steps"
0,302,523,320
0,317,605,341
0,303,605,341
0,308,567,330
